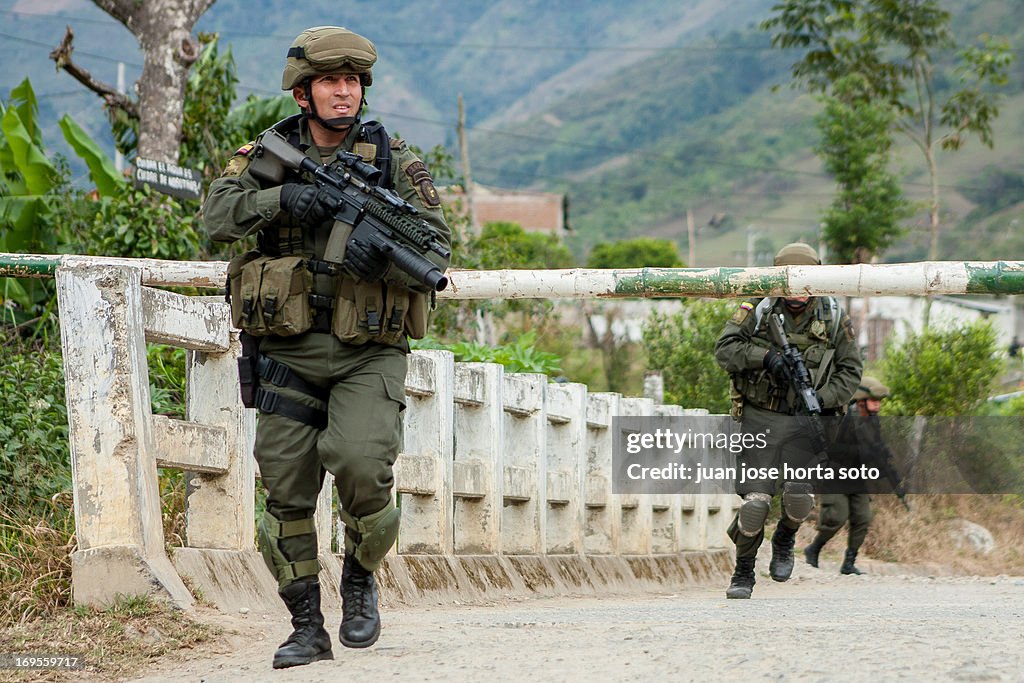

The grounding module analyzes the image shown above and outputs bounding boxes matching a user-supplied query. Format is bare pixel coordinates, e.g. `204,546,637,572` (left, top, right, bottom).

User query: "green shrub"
0,337,71,516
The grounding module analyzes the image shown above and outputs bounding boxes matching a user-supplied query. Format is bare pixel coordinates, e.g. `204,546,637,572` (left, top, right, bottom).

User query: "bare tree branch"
49,26,139,120
91,0,140,30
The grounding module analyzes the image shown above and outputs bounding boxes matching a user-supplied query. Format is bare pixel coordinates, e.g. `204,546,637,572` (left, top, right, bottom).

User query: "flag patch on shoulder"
731,301,754,324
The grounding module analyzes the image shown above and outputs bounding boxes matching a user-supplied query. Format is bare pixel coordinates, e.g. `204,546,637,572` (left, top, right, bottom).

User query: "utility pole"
686,208,696,267
115,62,125,172
457,93,477,236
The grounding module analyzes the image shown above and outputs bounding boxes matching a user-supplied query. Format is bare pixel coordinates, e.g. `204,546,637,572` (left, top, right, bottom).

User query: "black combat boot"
840,548,865,575
769,521,797,582
726,556,757,599
803,535,826,568
273,579,333,669
339,552,381,648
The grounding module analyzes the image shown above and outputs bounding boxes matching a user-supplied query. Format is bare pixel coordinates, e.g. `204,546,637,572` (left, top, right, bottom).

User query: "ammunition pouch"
332,277,430,346
226,253,313,336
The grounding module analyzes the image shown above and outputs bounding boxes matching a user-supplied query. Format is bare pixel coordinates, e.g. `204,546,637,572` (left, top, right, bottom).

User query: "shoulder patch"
222,154,251,178
730,301,754,325
389,136,405,151
402,159,441,207
221,141,256,177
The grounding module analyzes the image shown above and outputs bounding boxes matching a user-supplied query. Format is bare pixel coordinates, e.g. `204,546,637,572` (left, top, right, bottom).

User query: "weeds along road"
131,569,1023,683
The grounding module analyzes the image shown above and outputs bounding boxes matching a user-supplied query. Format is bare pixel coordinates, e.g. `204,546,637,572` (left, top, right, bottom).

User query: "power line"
0,30,142,67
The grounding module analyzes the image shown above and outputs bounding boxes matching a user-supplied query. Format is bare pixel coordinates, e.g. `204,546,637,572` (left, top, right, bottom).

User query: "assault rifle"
258,130,450,291
765,312,831,457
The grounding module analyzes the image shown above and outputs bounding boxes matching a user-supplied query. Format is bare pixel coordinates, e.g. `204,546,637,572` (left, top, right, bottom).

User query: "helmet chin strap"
303,80,363,132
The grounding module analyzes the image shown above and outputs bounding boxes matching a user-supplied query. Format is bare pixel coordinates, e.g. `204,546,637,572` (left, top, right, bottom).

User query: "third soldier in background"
804,376,891,575
714,242,862,599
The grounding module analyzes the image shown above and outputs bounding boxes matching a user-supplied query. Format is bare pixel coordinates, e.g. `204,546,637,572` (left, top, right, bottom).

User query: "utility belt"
226,251,430,344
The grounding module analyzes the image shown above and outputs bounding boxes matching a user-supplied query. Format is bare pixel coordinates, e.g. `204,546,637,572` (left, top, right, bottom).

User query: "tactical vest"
226,116,431,346
732,297,843,415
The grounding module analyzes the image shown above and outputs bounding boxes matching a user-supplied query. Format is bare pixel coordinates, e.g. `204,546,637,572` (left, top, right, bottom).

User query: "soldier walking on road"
804,376,891,575
203,26,450,669
714,243,862,599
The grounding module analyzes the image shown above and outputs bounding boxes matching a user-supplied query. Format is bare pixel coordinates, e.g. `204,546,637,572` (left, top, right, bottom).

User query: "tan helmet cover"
282,26,377,90
853,375,890,401
773,242,821,266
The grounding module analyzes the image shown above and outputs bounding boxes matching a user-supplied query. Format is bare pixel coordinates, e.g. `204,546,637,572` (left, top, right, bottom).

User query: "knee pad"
737,493,772,537
339,498,401,571
782,482,815,523
257,510,320,588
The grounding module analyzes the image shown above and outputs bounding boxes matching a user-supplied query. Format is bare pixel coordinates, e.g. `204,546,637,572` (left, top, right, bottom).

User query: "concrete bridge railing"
54,261,737,610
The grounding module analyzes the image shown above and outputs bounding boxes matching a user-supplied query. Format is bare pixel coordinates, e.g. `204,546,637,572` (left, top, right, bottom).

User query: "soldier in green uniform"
202,26,450,669
804,376,890,575
714,243,862,599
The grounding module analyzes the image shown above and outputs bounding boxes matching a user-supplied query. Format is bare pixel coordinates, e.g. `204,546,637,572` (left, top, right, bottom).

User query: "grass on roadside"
0,594,218,683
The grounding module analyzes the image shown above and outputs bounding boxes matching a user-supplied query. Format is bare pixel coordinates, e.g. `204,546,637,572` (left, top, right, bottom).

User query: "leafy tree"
642,300,734,413
762,0,1014,260
815,74,912,263
878,320,1001,416
470,221,575,270
181,36,242,183
586,237,683,269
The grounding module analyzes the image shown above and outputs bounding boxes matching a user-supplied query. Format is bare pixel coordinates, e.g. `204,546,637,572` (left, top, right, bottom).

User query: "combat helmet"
774,242,820,266
853,376,890,401
282,26,376,130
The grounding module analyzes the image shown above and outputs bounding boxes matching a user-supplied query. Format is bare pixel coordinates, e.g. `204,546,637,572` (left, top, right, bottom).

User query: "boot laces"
342,572,374,619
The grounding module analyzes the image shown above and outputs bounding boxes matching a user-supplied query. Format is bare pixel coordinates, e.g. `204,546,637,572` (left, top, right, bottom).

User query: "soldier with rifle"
202,26,451,669
714,243,862,598
804,376,905,575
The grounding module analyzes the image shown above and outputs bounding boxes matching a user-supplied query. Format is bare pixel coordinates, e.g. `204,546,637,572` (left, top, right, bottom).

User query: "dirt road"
129,567,1024,683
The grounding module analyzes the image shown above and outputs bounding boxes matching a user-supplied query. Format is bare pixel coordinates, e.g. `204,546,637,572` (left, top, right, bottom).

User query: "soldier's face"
294,72,363,122
783,296,810,313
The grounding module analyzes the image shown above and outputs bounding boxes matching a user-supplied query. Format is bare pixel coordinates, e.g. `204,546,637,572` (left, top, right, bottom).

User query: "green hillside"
1,0,1021,265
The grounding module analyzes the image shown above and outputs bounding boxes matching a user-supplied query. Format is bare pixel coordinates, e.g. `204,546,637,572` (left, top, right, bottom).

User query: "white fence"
55,263,737,609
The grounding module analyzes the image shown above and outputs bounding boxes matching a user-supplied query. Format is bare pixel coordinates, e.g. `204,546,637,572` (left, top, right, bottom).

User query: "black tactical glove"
280,183,333,224
343,237,389,282
763,349,790,386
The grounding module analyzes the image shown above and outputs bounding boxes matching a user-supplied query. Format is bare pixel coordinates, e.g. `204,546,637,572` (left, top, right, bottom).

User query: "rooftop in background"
441,184,571,239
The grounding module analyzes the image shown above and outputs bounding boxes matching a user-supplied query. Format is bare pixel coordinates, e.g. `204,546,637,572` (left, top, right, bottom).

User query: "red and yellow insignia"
234,143,255,157
730,301,754,324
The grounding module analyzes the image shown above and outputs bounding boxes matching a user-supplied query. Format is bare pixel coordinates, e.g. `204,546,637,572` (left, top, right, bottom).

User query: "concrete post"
501,373,547,554
452,362,504,554
651,404,684,554
545,381,587,554
679,409,712,550
395,350,455,554
617,397,654,555
183,329,257,550
56,264,192,608
584,392,621,555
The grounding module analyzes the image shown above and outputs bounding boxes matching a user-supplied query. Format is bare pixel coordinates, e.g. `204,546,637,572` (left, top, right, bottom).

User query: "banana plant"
1,78,124,327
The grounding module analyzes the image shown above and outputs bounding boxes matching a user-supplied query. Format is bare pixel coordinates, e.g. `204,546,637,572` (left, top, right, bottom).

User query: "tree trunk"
92,0,216,164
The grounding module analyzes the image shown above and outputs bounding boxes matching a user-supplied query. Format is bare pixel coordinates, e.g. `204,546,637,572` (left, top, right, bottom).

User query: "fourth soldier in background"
804,376,891,575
